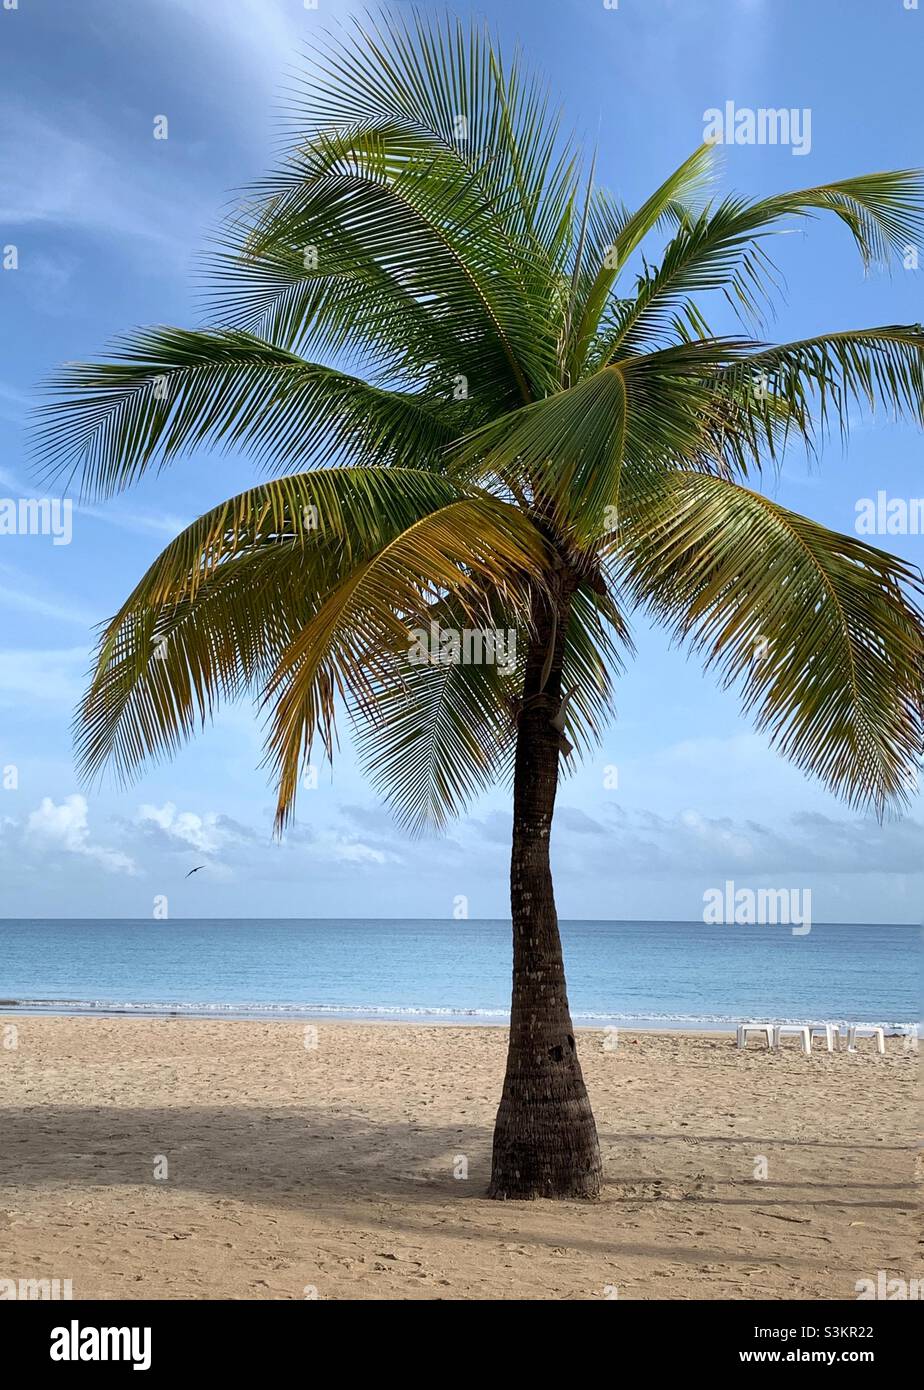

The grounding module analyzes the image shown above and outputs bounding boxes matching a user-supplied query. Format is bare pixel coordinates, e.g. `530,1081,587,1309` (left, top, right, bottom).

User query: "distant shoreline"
0,1005,725,1032
0,1004,915,1034
0,1007,717,1033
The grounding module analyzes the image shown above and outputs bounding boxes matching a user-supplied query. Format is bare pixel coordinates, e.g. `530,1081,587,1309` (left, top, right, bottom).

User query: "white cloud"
26,794,137,875
583,803,924,878
136,798,397,876
0,113,159,240
0,107,210,269
139,801,223,855
326,840,388,866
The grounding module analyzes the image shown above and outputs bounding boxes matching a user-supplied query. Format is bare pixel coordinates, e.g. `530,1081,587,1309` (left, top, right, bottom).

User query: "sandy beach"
0,1016,918,1300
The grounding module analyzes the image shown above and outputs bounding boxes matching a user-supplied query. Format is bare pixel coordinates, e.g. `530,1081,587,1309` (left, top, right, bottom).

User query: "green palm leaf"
592,171,924,364
620,472,924,812
351,581,629,833
34,329,463,498
74,467,546,827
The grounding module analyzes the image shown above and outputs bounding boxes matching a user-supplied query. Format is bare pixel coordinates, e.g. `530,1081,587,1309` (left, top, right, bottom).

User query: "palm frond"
287,11,581,257
620,472,924,813
566,144,716,378
758,169,924,267
452,338,758,543
350,579,629,833
33,328,462,499
203,12,588,403
262,497,547,828
222,130,547,403
721,326,924,453
592,171,924,368
76,470,545,795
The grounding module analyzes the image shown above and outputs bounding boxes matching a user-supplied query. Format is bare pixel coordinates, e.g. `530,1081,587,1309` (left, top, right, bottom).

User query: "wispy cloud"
78,503,187,540
0,646,87,706
26,793,137,876
0,383,32,424
0,584,96,629
136,797,400,876
0,464,185,541
0,107,210,268
160,0,344,89
574,803,924,878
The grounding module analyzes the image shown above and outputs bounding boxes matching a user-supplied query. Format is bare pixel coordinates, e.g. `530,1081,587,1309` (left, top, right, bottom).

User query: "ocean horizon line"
1,915,920,928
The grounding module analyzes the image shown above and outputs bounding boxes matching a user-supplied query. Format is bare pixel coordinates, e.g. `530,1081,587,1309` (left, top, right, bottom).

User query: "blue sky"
0,0,921,921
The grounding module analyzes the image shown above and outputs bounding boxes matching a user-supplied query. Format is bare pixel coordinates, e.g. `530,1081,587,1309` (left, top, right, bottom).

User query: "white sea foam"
0,997,915,1032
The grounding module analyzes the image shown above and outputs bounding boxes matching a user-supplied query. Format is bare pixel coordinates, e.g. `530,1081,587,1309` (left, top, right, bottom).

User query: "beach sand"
0,1016,918,1300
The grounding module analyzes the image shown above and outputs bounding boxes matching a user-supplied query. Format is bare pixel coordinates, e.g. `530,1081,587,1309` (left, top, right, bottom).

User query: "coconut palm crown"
33,14,924,1199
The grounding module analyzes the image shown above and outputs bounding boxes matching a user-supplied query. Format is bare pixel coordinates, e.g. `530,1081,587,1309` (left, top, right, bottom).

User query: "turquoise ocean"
0,919,919,1030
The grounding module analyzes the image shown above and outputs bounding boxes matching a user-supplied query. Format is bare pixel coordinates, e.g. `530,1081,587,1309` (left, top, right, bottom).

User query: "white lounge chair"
773,1024,811,1054
736,1022,774,1050
846,1025,885,1055
808,1023,837,1052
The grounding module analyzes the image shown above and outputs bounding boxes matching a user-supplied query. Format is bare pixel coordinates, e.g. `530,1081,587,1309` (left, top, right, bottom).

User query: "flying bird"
185,866,205,878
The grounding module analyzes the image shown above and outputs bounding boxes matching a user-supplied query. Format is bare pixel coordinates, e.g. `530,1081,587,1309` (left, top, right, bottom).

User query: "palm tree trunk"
488,576,603,1200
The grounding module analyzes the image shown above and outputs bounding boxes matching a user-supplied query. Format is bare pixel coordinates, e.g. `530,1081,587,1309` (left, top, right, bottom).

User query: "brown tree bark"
488,574,603,1200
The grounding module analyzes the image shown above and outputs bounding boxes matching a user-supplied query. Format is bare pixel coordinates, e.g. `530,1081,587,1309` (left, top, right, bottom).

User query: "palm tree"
34,14,924,1200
